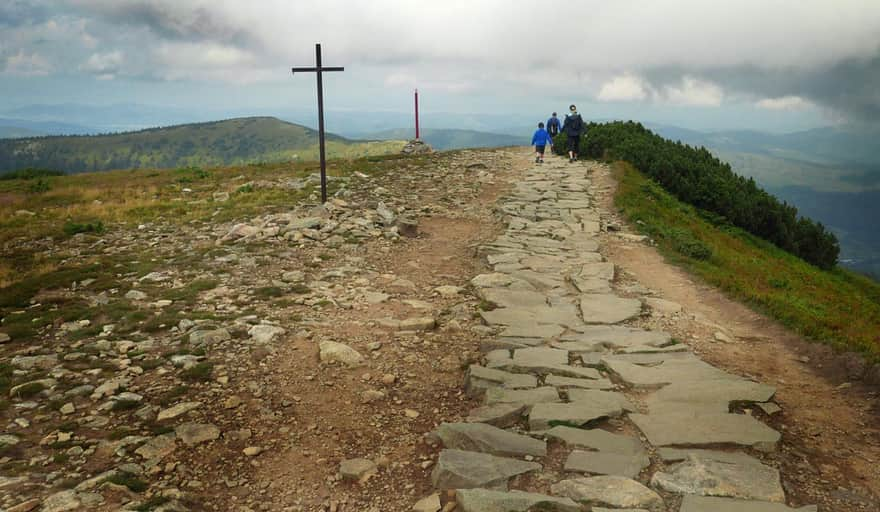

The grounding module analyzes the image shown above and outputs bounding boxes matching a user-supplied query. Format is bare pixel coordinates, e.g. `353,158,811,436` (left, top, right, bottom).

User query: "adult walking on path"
546,112,562,139
562,104,585,162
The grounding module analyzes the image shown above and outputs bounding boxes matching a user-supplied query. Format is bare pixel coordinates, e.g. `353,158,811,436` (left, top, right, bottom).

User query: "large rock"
339,458,377,481
433,422,546,457
456,489,581,512
156,401,202,421
550,476,664,509
189,328,231,346
630,412,780,452
544,426,645,456
465,365,538,396
465,403,526,428
565,450,650,478
248,324,286,344
579,294,642,324
651,455,785,502
431,449,541,490
318,340,364,366
485,386,560,408
679,496,818,512
175,422,220,446
529,401,624,430
135,433,177,460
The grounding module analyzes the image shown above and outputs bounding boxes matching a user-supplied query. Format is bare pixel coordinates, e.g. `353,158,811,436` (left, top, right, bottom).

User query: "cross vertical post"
291,43,344,203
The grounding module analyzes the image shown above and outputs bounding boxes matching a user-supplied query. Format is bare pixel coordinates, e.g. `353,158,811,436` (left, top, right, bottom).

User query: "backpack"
567,114,583,134
548,118,559,135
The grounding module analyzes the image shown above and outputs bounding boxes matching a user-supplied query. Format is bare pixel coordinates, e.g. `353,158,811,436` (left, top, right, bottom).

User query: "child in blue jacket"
531,122,553,163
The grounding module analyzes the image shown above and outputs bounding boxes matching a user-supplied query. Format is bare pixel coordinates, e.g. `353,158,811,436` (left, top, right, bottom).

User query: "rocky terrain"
1,149,879,511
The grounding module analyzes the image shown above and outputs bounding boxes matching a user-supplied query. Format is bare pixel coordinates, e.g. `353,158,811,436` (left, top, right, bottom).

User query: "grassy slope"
613,161,880,360
0,117,405,174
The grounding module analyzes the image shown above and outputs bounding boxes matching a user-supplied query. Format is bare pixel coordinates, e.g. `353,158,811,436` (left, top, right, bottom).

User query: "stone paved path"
424,159,818,511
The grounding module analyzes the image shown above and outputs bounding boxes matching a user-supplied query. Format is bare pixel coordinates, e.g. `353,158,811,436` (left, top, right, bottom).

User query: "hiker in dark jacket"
562,104,584,162
546,112,562,139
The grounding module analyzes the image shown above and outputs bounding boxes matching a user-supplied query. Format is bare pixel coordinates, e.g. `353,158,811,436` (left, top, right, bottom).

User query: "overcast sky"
2,0,879,133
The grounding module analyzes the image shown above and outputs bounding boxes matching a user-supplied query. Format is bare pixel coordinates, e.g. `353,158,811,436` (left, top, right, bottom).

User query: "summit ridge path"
423,158,817,511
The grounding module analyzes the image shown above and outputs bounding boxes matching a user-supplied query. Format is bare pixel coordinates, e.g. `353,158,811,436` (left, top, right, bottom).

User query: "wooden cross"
291,43,344,203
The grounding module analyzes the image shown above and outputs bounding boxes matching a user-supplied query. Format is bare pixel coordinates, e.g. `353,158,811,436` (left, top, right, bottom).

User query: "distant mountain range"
0,117,404,174
362,128,523,150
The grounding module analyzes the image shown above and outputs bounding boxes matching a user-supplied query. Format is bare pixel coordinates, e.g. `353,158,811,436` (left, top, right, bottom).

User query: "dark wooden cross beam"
291,43,344,203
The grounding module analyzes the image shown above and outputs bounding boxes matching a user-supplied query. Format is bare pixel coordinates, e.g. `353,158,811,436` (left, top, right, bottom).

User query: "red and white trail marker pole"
414,89,420,141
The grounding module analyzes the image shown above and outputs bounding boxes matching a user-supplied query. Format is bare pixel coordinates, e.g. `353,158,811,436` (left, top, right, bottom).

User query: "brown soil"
592,163,880,511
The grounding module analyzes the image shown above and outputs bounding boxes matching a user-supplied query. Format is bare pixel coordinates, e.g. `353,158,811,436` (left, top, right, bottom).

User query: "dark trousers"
567,135,580,153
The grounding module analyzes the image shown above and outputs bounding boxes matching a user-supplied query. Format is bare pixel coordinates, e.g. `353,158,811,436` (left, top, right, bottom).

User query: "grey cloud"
0,0,51,26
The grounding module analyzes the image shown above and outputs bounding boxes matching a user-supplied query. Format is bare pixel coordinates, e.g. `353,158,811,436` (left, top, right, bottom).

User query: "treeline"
557,121,840,269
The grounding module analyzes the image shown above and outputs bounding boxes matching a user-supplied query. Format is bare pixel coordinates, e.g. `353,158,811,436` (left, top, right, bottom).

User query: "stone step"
432,422,547,458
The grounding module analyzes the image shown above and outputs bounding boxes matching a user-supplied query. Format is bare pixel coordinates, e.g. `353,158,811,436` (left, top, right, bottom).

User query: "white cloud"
4,50,51,76
81,50,123,79
756,95,815,110
597,74,652,102
664,76,724,106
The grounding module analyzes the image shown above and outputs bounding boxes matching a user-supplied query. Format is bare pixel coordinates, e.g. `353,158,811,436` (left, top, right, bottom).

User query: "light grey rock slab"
456,489,582,512
565,450,650,478
501,324,565,339
550,476,664,510
579,294,642,324
465,365,538,396
175,422,220,446
431,449,541,490
571,276,613,293
466,403,527,428
318,340,364,366
480,308,540,327
471,273,536,290
339,458,377,481
600,356,726,388
680,496,817,512
567,389,636,412
630,412,781,451
478,288,549,309
657,448,766,465
616,343,690,354
433,422,546,457
651,455,785,502
544,426,644,455
578,262,615,280
485,386,561,408
645,379,777,414
757,402,782,415
563,326,671,348
509,269,567,290
546,374,615,390
529,401,624,430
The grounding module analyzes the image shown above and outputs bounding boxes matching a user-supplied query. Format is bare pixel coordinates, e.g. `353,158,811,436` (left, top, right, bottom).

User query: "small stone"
0,332,12,344
340,458,377,481
175,422,220,446
412,493,442,512
381,373,397,385
319,340,364,366
224,396,242,409
59,402,75,415
243,446,263,457
404,409,420,419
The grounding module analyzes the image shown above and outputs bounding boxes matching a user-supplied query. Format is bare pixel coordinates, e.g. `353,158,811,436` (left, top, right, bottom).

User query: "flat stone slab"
431,449,541,490
630,412,781,451
546,374,615,390
543,426,645,456
652,455,784,502
550,476,664,509
529,401,624,430
478,288,549,309
578,262,615,280
601,356,731,388
571,276,613,293
680,496,818,512
563,326,671,348
565,450,650,478
502,324,565,339
456,489,581,512
485,386,561,408
466,365,538,396
579,294,642,324
657,448,766,465
466,403,526,428
646,379,777,414
567,389,636,412
433,422,546,457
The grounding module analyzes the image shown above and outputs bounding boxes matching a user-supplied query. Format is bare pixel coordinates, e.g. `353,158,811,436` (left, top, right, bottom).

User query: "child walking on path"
531,122,553,163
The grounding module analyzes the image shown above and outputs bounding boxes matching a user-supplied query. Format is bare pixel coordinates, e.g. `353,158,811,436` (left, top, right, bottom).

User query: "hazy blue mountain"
362,128,524,150
0,117,97,136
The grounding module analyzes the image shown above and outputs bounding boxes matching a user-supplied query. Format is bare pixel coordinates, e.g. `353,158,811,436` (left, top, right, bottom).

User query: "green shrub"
26,178,50,193
0,168,65,180
63,220,105,236
180,362,213,382
108,472,148,492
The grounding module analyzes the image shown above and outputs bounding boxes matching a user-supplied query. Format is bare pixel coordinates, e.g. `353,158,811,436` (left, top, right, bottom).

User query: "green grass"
180,362,213,382
613,161,880,359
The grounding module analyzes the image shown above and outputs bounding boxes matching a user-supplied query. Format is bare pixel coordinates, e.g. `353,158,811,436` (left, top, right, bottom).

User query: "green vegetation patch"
62,220,105,237
107,472,149,492
613,161,880,359
180,362,213,382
